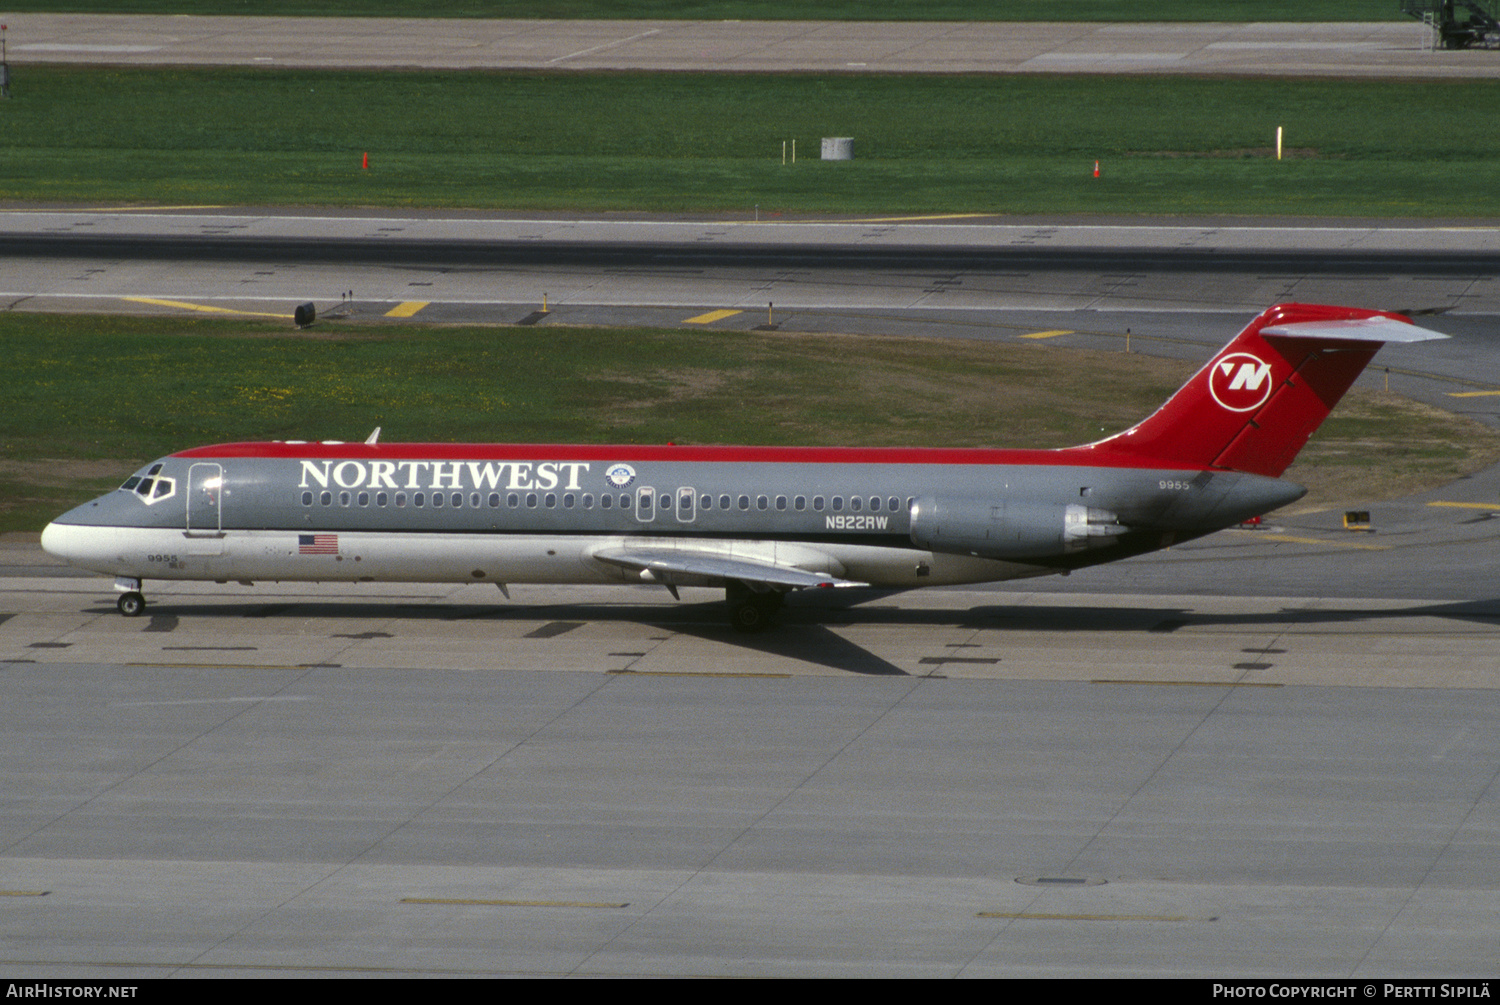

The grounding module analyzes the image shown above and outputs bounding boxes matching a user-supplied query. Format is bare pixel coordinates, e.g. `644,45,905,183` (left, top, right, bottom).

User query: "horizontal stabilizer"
1260,316,1450,343
1084,303,1450,478
592,547,867,590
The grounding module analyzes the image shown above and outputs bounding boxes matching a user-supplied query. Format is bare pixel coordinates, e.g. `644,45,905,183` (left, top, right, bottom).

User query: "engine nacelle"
909,497,1126,560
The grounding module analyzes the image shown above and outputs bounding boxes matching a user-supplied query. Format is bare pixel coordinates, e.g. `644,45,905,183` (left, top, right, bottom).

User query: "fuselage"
42,440,1304,591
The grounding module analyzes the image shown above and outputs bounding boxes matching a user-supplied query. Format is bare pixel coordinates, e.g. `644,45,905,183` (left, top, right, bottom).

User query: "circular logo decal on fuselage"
604,463,636,488
1208,352,1275,412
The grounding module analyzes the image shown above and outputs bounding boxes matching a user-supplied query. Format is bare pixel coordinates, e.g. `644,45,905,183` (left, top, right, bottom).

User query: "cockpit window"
123,462,170,497
130,471,176,505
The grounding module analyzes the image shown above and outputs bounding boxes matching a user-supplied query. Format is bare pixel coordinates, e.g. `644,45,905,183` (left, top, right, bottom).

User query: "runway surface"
0,15,1485,78
2,16,1499,979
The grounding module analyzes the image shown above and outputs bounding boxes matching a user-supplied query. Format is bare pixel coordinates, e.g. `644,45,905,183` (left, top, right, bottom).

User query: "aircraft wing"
591,547,868,591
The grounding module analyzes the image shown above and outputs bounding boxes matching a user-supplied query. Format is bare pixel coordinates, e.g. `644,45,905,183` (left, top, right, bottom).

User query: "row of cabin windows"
300,489,915,515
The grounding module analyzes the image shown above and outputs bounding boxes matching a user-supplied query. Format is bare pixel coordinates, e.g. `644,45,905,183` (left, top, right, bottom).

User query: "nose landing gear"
114,577,146,617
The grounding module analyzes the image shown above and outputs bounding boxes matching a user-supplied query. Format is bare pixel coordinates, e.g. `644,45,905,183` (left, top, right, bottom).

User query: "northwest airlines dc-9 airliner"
43,303,1445,631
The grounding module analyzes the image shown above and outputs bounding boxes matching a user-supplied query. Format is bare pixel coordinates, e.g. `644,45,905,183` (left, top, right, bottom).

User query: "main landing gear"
726,583,785,633
114,577,146,617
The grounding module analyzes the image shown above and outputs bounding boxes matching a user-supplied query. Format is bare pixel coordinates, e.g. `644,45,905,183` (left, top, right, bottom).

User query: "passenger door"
186,463,224,537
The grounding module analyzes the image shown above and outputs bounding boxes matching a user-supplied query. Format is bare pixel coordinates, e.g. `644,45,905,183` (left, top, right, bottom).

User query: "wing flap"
592,547,867,591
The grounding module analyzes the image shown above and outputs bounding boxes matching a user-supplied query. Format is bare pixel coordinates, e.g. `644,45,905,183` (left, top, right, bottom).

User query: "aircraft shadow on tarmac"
80,592,1500,679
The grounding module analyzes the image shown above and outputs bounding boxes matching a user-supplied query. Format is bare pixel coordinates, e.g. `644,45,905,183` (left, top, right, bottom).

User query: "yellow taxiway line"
122,296,293,319
683,309,742,324
1427,500,1500,510
848,213,1001,223
385,301,429,318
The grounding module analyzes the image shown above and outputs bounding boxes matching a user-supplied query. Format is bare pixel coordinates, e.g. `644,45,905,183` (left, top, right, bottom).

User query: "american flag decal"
299,534,339,555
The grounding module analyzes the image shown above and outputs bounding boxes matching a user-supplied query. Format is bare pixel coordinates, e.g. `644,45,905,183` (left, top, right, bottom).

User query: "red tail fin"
1086,303,1446,477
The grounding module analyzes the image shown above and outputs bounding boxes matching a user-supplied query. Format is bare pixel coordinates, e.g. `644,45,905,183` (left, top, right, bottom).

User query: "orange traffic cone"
362,152,369,169
1093,160,1100,178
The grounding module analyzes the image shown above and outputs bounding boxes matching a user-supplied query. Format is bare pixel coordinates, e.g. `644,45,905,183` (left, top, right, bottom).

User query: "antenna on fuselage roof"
365,427,381,445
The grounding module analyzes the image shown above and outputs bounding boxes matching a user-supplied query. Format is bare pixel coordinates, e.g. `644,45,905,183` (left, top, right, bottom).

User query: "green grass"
0,314,1183,461
2,69,1496,216
0,2,1406,22
4,313,1496,532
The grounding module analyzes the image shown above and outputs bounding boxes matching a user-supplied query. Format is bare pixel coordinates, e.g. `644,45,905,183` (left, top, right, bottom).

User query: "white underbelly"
41,524,1055,589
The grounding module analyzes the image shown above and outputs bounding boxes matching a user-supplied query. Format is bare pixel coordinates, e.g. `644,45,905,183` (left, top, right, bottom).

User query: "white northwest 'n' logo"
1208,352,1276,412
1225,360,1272,391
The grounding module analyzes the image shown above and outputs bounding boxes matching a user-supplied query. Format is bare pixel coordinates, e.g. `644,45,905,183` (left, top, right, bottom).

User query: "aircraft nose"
41,519,109,569
41,520,75,561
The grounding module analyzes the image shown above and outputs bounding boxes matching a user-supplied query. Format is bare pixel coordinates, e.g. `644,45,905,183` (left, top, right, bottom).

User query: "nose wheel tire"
117,592,146,617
